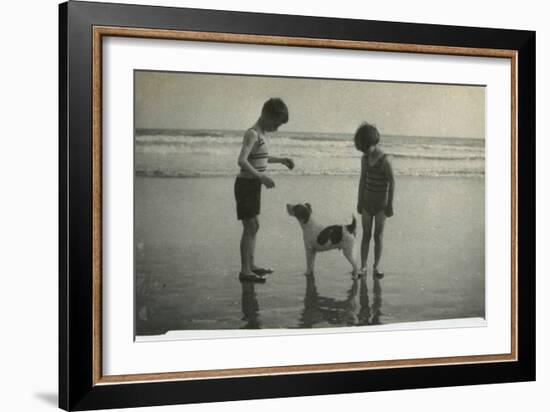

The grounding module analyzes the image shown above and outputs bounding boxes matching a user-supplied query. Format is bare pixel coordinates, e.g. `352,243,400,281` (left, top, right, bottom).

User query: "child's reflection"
301,275,383,328
371,277,382,325
240,280,261,329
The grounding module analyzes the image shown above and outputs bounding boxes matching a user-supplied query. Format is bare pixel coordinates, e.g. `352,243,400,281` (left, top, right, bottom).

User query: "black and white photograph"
134,70,486,338
2,0,541,410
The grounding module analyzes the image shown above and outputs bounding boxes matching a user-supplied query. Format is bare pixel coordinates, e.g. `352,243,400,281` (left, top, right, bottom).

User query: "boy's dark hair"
354,122,380,153
261,98,289,124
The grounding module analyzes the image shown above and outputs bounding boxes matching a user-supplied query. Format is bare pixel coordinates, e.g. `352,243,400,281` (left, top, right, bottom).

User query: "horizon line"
135,126,484,140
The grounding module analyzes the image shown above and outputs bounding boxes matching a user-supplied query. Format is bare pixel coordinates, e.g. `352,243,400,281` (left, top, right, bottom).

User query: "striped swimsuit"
234,128,268,219
362,154,389,215
239,128,269,178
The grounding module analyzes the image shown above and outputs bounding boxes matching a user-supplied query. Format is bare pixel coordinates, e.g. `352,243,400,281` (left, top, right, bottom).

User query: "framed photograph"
59,1,535,410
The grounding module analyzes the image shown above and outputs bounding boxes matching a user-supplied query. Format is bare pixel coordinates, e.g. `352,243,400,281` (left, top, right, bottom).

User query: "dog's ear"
305,203,312,212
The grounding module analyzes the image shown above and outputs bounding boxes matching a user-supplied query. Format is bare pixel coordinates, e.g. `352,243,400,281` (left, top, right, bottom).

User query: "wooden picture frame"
59,1,535,410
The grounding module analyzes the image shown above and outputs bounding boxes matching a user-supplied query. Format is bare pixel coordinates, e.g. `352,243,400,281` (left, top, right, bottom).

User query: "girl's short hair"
354,122,380,153
262,98,289,124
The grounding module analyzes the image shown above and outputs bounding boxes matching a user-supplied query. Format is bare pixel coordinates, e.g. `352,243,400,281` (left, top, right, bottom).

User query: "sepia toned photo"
134,70,485,339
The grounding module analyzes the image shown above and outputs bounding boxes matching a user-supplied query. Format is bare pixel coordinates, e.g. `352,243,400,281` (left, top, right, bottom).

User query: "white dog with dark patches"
286,203,359,278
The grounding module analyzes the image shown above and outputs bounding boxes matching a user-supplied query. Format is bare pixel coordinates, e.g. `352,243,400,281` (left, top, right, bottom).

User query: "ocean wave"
136,129,484,146
390,153,485,161
136,129,227,137
134,131,484,178
136,134,242,144
136,134,484,157
137,134,483,148
135,168,484,179
136,143,484,161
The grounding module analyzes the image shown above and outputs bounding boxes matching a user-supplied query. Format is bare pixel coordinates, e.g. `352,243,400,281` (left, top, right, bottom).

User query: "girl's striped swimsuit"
240,128,269,178
363,154,389,214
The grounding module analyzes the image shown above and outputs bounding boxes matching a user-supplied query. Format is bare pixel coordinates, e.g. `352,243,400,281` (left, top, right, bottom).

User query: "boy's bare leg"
248,219,273,273
240,217,259,275
373,211,387,274
360,212,374,273
249,217,259,269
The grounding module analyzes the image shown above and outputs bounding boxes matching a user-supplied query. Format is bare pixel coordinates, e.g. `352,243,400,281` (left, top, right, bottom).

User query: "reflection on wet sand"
371,277,382,325
300,275,383,328
240,280,261,329
136,176,485,336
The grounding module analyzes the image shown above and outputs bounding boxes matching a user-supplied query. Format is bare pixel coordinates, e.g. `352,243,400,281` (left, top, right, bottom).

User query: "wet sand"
135,175,485,336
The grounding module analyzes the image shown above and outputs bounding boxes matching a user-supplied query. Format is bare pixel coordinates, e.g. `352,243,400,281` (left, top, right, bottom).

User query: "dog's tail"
346,215,357,236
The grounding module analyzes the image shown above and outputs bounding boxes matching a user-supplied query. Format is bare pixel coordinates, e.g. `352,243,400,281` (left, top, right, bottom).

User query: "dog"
286,203,358,278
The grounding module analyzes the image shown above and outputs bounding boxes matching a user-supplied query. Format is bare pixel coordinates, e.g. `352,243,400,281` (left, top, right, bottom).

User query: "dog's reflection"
301,275,382,328
240,280,261,329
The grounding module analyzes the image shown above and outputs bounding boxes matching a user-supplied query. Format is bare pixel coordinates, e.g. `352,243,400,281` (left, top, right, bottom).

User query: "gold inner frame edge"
91,25,518,386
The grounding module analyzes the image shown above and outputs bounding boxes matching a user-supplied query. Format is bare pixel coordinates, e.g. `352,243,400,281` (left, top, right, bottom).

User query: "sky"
135,70,485,139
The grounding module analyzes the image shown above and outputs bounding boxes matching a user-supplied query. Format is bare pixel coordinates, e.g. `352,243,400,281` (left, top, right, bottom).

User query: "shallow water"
135,175,484,336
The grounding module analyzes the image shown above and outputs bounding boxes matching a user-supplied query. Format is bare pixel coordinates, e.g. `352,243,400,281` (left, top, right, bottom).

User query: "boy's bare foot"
239,272,266,283
251,266,274,275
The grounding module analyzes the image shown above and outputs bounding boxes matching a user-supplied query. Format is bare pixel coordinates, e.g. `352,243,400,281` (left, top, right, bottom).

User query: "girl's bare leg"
360,211,374,273
373,210,387,275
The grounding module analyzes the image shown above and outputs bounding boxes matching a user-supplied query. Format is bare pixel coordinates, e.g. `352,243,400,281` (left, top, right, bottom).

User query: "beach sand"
135,175,485,336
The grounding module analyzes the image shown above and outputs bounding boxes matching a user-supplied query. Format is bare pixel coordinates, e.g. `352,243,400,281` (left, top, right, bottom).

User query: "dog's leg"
305,248,316,276
343,247,358,279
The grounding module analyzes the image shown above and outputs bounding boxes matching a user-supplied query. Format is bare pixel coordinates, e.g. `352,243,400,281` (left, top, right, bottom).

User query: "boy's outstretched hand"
260,175,276,188
282,158,295,170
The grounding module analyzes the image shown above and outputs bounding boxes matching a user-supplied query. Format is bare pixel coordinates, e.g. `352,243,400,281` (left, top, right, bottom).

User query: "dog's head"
286,203,312,224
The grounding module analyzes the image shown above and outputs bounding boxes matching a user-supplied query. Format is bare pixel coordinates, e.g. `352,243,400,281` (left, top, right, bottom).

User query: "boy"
235,98,295,282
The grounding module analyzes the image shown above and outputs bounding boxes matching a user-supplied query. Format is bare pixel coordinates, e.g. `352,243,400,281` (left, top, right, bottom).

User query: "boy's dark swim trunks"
234,177,261,220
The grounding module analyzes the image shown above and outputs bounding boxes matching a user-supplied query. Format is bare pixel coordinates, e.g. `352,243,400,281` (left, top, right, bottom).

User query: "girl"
354,122,395,278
